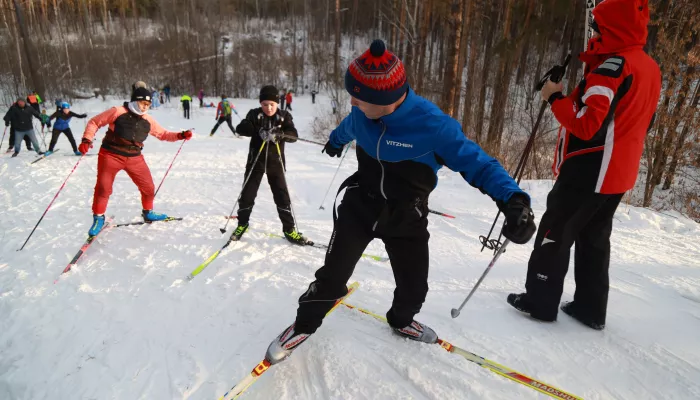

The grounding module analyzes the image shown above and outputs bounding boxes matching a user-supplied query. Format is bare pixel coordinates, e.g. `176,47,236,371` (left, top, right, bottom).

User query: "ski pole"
220,141,267,234
0,126,6,149
154,136,188,197
479,54,571,254
275,141,301,230
450,239,510,318
429,209,456,219
18,155,86,251
278,133,325,147
319,143,351,210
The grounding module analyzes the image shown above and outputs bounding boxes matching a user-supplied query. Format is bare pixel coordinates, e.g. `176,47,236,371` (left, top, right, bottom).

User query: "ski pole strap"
332,173,360,224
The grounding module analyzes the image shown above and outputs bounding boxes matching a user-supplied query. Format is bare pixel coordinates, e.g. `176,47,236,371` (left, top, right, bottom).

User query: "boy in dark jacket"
47,102,87,156
232,85,310,245
3,99,44,157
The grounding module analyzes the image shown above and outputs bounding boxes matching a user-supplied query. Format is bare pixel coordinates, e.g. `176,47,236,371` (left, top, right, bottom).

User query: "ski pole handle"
535,54,572,91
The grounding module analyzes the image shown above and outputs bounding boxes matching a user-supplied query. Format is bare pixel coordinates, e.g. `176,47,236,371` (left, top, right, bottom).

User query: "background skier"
79,86,192,236
210,95,237,136
181,94,192,119
231,85,310,245
46,102,87,156
4,98,44,157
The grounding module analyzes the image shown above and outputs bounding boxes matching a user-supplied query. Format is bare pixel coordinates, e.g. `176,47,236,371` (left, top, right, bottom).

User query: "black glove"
322,140,343,157
498,193,536,245
259,128,278,142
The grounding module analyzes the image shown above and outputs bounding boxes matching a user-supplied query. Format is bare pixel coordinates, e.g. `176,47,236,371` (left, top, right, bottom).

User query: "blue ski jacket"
329,88,525,203
50,110,87,131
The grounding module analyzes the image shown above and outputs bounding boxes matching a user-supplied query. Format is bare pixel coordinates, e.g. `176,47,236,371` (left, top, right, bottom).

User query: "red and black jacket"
550,0,661,194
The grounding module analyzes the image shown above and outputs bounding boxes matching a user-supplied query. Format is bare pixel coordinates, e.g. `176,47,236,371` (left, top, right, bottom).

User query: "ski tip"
186,274,195,281
219,228,227,234
319,206,325,210
450,308,460,318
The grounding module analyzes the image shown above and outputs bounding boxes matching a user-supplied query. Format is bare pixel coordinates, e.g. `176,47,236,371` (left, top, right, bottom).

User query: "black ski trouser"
295,178,430,334
525,180,623,324
7,127,32,150
183,106,190,119
48,128,78,152
237,147,295,232
211,116,235,135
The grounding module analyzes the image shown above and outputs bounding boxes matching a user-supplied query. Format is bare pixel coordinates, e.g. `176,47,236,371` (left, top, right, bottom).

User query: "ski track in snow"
1,95,699,399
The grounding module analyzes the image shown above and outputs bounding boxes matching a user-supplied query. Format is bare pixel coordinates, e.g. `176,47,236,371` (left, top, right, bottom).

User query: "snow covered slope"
1,95,699,400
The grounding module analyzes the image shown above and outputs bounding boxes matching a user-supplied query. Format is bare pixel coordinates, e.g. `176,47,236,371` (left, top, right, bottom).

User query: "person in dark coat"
3,98,44,157
231,85,310,246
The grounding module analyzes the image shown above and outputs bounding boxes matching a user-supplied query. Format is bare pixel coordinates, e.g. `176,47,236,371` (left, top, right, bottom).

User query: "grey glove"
259,128,278,142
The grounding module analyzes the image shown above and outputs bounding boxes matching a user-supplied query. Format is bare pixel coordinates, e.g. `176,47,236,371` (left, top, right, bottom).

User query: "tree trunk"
414,0,431,94
453,0,473,117
12,0,44,94
662,81,700,190
474,3,498,143
461,3,480,135
439,0,464,116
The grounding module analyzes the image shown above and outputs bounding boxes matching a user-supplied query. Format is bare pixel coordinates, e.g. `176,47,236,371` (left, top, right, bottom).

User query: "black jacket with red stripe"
550,0,661,194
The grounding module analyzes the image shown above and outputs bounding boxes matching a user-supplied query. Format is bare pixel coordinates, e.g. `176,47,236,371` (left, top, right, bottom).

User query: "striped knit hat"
345,39,408,105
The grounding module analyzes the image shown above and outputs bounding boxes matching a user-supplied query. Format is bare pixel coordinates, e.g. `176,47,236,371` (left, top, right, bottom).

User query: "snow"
1,94,699,400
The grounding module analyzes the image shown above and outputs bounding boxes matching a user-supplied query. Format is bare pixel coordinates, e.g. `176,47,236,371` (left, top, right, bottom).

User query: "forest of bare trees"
0,0,698,219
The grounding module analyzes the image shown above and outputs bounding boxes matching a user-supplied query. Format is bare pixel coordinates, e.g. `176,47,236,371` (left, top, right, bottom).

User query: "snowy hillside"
1,95,699,400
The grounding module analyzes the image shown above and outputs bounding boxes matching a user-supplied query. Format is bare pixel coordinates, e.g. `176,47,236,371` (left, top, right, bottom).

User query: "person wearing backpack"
210,95,237,136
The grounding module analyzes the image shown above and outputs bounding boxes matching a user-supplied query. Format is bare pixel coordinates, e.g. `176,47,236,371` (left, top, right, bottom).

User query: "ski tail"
341,302,582,400
219,282,360,400
57,217,113,281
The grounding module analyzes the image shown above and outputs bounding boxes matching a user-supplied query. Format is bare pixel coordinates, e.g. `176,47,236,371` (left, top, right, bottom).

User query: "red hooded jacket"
550,0,661,194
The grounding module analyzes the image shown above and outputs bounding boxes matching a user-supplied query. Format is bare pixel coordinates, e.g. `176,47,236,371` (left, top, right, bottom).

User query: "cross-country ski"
2,1,699,399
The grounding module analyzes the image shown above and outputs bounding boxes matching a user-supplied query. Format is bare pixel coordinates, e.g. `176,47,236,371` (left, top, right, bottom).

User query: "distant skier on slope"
231,85,310,245
79,86,192,236
265,39,537,364
46,102,87,156
3,98,44,157
180,94,192,119
210,95,236,136
507,0,661,331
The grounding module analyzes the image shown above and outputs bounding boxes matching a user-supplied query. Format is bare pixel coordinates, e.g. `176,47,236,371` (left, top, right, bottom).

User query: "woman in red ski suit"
79,87,193,236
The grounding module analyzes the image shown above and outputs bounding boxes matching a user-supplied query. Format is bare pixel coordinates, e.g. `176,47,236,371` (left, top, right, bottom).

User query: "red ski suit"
550,0,661,194
82,105,182,214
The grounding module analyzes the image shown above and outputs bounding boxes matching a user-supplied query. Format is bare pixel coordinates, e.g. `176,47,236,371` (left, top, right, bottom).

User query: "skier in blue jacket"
47,102,87,156
266,40,537,364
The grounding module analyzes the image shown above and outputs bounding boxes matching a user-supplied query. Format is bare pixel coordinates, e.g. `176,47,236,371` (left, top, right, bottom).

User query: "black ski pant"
525,180,623,324
285,103,292,111
211,116,235,135
48,128,78,152
7,127,32,150
295,179,430,334
237,148,295,232
183,103,190,119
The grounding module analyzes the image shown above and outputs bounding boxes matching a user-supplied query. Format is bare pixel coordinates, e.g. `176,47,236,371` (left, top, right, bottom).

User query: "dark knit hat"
259,85,279,103
131,87,152,102
345,39,408,105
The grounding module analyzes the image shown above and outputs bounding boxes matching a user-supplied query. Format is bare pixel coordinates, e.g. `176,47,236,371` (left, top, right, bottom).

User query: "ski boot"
561,302,605,331
284,230,312,246
142,210,169,222
89,214,106,236
6,147,13,153
11,152,18,158
507,293,557,322
231,224,249,241
74,151,82,156
392,320,438,344
44,150,53,156
265,323,311,365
